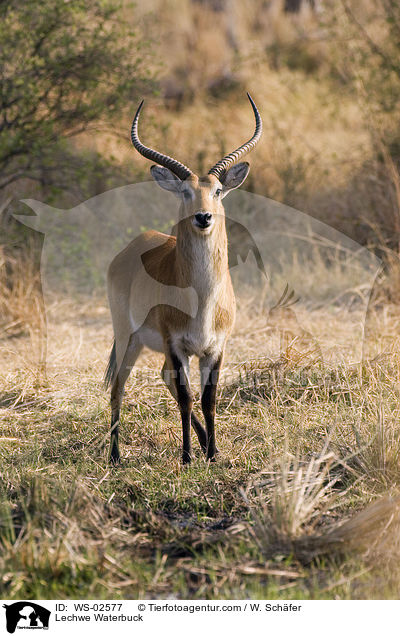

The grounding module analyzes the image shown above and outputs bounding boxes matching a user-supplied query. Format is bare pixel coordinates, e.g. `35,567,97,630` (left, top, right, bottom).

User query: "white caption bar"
1,600,398,636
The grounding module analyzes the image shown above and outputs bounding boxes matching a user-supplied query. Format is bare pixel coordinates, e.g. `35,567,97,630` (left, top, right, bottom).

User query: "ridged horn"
131,100,193,181
208,93,262,179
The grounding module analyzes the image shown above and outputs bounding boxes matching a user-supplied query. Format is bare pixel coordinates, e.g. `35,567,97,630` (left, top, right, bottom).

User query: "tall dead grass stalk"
244,444,400,564
0,245,46,378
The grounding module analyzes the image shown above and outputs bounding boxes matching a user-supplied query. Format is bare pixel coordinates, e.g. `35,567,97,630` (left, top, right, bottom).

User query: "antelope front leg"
200,351,223,461
168,347,193,464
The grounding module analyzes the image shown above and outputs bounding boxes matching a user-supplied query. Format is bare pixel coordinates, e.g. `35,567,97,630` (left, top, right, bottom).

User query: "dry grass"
0,245,46,379
1,0,400,601
85,0,396,256
1,281,400,599
243,445,400,564
89,1,369,210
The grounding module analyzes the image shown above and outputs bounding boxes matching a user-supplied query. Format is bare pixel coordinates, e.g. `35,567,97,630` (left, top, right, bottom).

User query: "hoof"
206,443,217,462
182,451,192,465
109,449,121,465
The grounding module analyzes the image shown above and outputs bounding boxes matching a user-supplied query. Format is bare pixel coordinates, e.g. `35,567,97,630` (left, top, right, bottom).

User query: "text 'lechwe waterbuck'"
105,93,262,464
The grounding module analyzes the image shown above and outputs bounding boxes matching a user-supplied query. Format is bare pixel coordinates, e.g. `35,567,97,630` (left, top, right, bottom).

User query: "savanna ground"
1,280,400,599
1,0,400,601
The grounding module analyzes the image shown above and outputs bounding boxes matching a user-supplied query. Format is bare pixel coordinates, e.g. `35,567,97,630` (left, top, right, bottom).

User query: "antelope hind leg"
161,360,208,453
109,333,143,464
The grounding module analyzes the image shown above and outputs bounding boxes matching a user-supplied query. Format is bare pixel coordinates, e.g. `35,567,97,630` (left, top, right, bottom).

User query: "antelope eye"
215,188,222,197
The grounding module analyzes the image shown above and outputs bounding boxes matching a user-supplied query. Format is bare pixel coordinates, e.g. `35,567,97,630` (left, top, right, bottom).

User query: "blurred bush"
0,0,151,196
321,0,400,247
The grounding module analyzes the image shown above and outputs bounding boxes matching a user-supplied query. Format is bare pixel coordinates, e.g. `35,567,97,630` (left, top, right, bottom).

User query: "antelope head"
130,93,262,237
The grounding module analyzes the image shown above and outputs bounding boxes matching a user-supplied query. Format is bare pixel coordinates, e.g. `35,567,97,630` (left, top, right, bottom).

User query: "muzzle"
194,212,213,229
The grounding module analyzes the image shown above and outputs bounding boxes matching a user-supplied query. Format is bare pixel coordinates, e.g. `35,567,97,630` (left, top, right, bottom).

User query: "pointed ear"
150,166,182,194
220,162,250,196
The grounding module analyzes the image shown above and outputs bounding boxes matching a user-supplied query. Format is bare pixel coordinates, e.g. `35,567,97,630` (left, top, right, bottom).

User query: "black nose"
195,212,212,228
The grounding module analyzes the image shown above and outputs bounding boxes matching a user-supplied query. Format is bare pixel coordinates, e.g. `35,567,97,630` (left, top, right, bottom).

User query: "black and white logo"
3,603,50,634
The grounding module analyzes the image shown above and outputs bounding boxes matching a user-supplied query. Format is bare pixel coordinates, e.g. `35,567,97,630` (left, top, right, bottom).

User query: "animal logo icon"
3,602,50,634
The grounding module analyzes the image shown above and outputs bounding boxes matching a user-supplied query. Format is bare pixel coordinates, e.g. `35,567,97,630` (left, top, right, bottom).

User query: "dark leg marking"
110,380,121,464
170,350,193,464
161,361,207,452
108,334,143,465
191,413,208,453
201,354,223,461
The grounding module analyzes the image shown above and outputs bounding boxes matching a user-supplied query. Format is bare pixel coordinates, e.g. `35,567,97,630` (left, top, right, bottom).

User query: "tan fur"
106,112,259,463
107,174,235,366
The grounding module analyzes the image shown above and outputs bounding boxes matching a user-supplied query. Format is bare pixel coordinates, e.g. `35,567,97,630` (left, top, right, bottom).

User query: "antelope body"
105,94,262,464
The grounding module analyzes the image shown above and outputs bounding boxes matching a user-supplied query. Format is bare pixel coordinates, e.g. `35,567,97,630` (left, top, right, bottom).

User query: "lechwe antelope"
105,93,262,464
